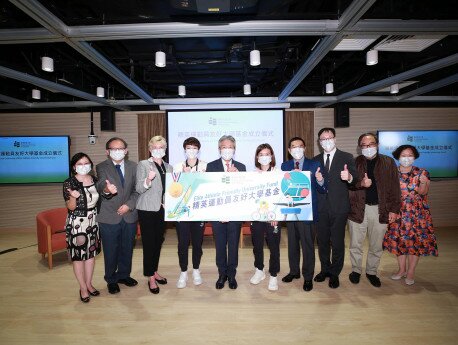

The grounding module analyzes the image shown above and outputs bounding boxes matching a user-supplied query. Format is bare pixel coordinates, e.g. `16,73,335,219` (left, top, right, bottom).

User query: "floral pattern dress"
383,166,438,256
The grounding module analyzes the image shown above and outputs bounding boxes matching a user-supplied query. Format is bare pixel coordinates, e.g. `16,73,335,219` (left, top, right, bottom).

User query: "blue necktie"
115,164,124,187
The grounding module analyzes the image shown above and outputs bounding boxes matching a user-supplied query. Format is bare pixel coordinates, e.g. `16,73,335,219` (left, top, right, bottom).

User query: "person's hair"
148,135,167,150
183,136,201,150
70,152,94,176
218,135,236,149
357,132,378,146
318,127,336,138
105,137,128,150
254,143,276,169
288,136,305,148
392,144,420,160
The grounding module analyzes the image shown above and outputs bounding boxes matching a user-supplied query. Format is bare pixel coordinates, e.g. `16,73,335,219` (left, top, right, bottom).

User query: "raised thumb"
344,164,348,171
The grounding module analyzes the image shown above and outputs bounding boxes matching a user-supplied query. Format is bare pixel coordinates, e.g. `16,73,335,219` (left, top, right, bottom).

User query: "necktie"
295,161,300,170
226,163,230,171
325,154,330,172
115,164,124,187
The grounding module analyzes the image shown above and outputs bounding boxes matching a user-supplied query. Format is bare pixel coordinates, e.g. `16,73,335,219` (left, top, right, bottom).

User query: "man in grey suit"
96,137,139,294
313,128,358,289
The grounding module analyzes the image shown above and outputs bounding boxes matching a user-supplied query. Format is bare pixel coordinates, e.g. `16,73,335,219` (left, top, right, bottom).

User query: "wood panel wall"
313,107,458,227
284,110,314,159
0,111,138,229
137,112,166,161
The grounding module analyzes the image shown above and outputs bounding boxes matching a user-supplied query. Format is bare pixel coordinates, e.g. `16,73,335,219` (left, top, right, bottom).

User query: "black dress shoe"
88,289,100,296
228,276,238,290
79,290,90,303
118,277,138,287
313,272,329,282
107,283,120,294
303,280,313,292
148,281,160,294
328,276,340,289
154,277,167,285
282,273,300,283
215,275,227,289
349,272,361,284
366,273,381,287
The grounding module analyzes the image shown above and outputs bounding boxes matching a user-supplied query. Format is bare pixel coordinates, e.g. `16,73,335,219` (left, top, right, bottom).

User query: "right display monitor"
378,130,458,178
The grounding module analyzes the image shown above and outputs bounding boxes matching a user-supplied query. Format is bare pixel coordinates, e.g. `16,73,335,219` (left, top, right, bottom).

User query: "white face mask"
290,147,304,160
399,156,414,167
75,164,91,175
185,148,198,160
110,149,125,161
151,148,166,159
258,155,272,166
362,147,377,158
320,139,336,152
221,148,234,161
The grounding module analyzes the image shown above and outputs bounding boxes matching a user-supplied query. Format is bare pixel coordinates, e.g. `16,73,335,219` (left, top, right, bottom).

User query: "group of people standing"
63,128,438,303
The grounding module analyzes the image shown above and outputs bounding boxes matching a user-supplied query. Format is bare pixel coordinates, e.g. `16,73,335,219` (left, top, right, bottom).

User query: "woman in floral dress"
383,145,438,286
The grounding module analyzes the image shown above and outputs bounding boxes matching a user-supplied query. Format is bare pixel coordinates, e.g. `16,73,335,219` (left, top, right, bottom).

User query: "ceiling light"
250,49,261,66
325,82,334,94
41,56,54,72
243,84,251,95
155,51,166,67
32,89,41,100
366,49,378,66
178,85,186,97
390,83,399,94
96,86,105,98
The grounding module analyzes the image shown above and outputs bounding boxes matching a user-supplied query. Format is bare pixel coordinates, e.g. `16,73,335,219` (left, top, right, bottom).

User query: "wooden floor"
0,226,457,345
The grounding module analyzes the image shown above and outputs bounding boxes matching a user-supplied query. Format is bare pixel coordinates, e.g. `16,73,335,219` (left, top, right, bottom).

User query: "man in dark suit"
206,135,246,290
96,137,139,294
281,136,327,292
313,128,358,289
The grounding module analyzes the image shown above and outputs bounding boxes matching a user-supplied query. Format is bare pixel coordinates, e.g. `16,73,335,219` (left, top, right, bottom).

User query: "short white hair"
218,135,236,149
148,135,167,149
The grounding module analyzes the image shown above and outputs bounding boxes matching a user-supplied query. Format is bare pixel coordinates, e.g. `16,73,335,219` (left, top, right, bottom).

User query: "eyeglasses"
360,143,377,149
319,137,335,142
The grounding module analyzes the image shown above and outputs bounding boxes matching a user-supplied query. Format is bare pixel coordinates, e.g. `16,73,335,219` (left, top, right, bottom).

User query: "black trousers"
316,208,347,277
251,222,281,276
286,221,315,280
138,208,165,277
211,221,241,278
176,221,205,272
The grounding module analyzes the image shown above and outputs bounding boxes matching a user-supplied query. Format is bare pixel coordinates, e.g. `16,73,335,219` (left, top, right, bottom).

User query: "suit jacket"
281,157,327,223
313,149,358,215
206,158,246,172
96,158,139,224
136,159,173,212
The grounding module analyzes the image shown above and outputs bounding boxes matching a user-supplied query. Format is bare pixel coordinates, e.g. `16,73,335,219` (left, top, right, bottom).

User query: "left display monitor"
0,136,70,184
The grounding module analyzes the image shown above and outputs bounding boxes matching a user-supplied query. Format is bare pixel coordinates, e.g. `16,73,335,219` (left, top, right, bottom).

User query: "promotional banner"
164,171,313,221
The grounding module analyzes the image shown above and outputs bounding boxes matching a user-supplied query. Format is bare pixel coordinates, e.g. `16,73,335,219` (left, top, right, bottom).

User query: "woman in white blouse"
173,137,207,288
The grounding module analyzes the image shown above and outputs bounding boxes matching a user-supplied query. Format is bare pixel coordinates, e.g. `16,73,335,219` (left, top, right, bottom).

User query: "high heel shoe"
154,276,168,285
148,280,160,294
79,290,90,303
390,273,407,280
88,288,100,296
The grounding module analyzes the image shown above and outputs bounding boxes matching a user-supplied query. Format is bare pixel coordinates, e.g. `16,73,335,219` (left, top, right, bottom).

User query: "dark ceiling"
0,0,457,112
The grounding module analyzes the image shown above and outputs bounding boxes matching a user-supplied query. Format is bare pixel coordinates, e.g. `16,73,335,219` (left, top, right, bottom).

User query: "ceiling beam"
9,0,154,104
348,19,458,35
397,73,458,101
0,94,32,107
316,53,458,107
1,95,458,111
278,0,377,100
0,65,129,111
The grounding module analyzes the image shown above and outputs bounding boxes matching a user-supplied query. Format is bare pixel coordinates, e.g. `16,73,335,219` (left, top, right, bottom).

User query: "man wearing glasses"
313,128,358,289
96,137,139,294
347,133,400,287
